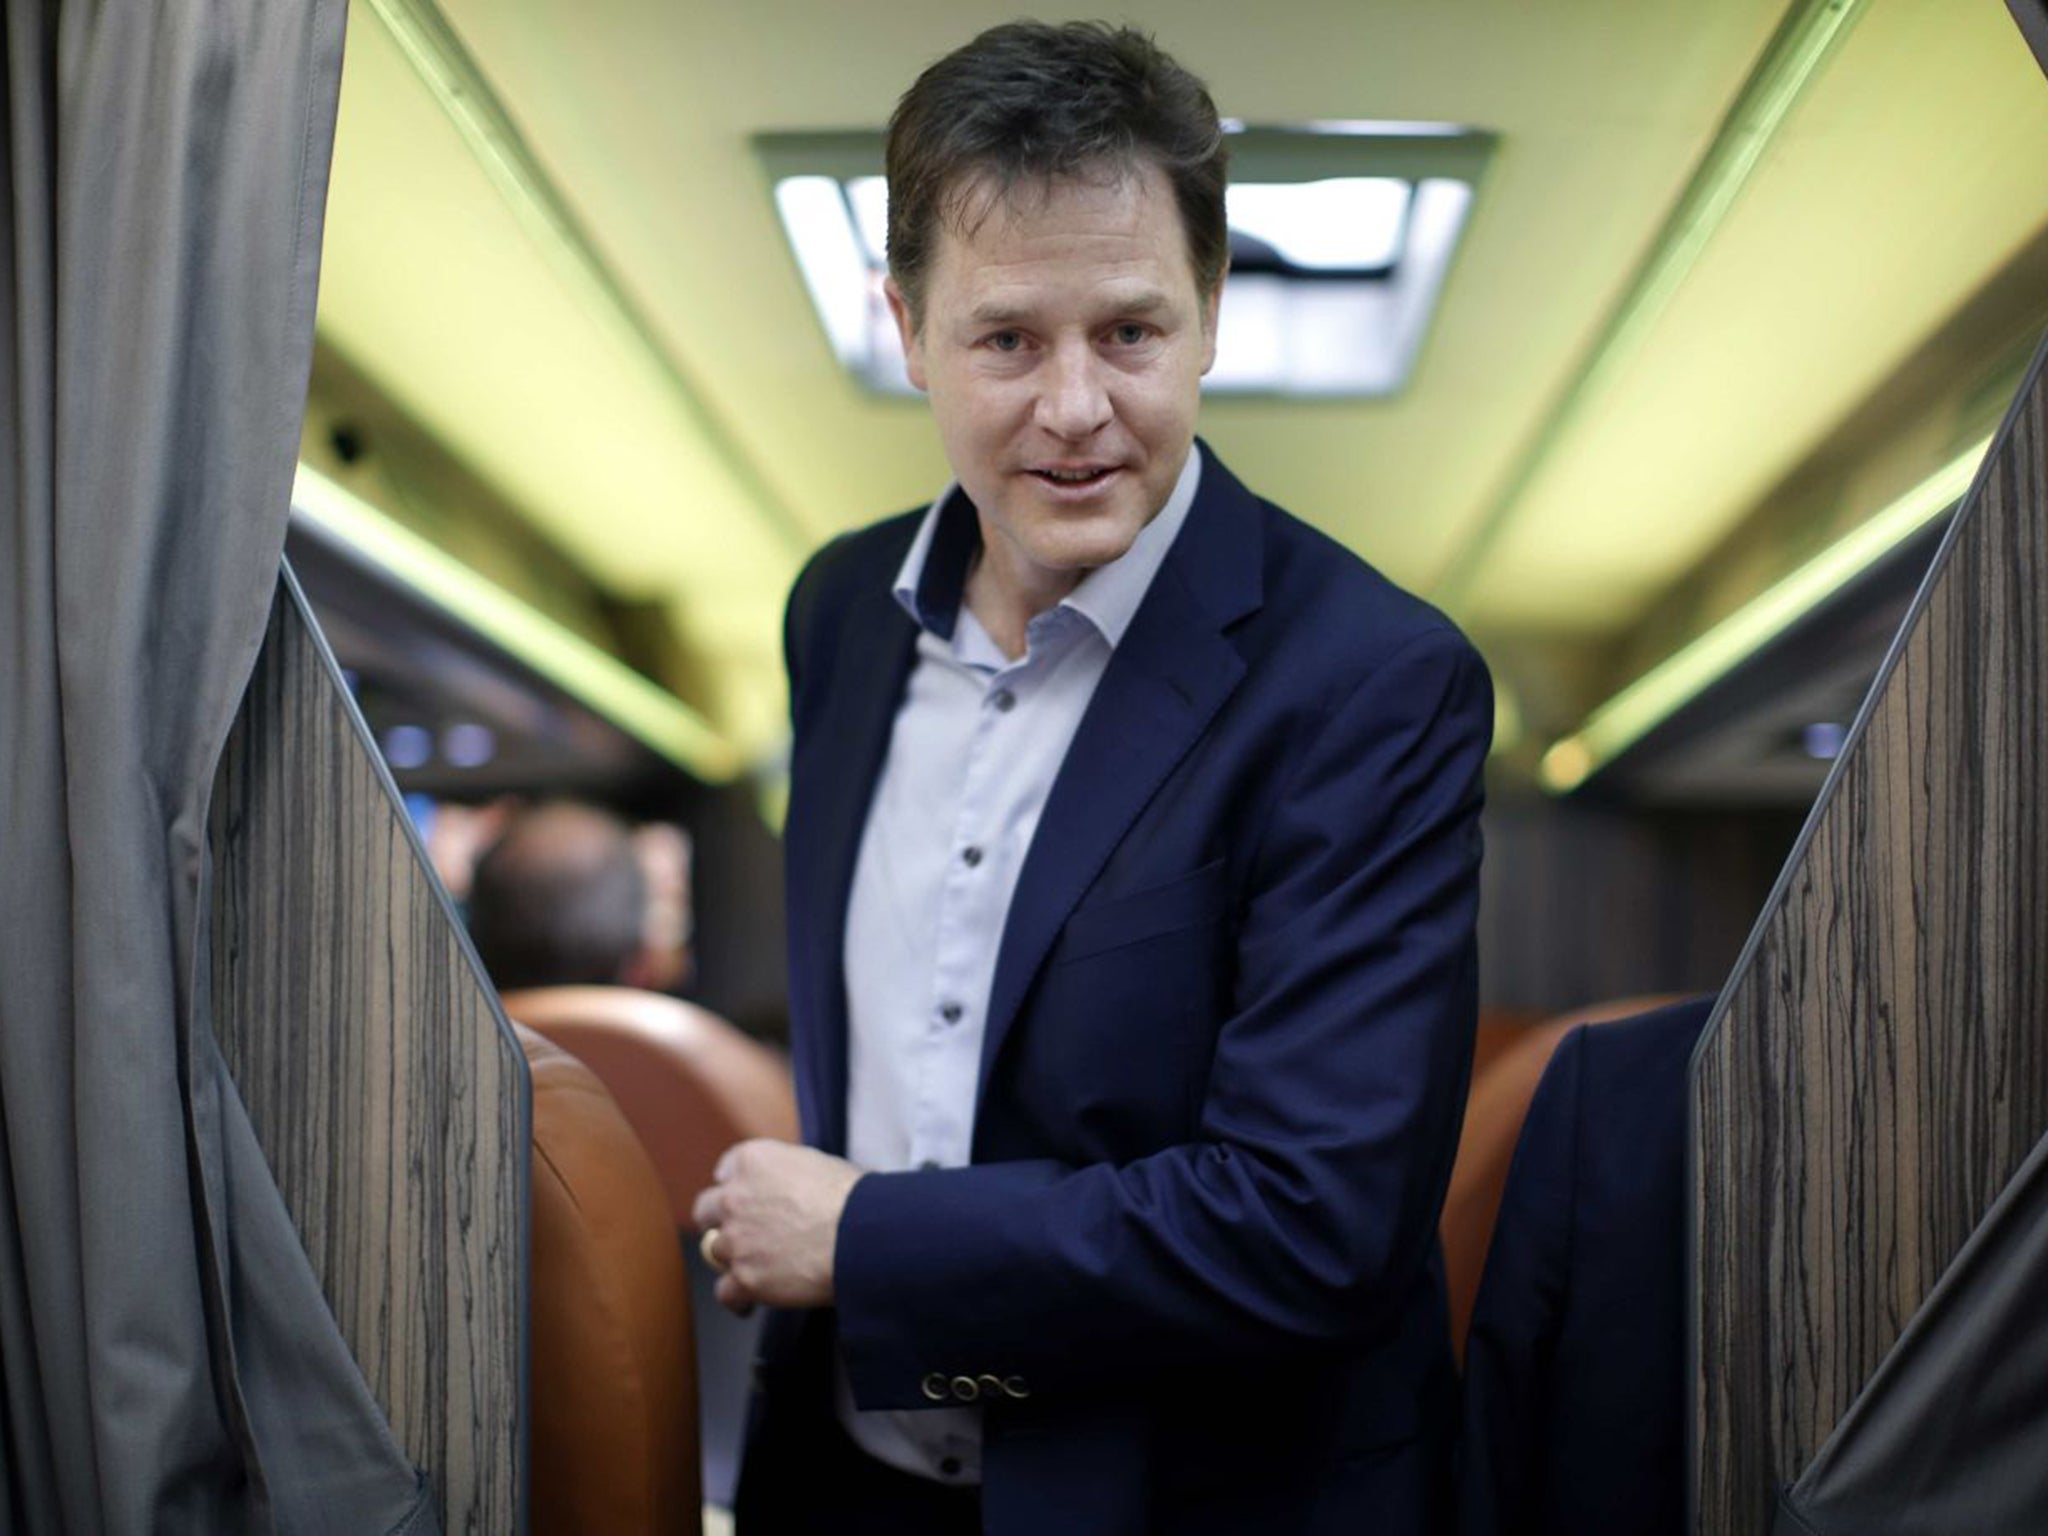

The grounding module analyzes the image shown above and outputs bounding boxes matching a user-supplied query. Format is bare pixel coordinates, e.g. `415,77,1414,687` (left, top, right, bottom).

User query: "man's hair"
885,20,1229,325
466,801,648,990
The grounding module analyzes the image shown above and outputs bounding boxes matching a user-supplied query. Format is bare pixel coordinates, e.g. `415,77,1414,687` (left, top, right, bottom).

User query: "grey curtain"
2,3,436,1532
1772,1122,2048,1535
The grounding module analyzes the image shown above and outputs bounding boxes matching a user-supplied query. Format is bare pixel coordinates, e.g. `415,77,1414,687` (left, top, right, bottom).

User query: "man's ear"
1199,277,1223,376
884,277,928,392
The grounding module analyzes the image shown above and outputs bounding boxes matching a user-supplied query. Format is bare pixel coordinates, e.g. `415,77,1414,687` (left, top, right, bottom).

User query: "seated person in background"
467,799,662,991
629,819,696,994
421,794,515,915
1456,994,1717,1536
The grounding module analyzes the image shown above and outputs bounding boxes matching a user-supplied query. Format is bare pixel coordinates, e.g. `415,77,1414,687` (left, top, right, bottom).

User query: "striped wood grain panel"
1691,340,2048,1531
211,572,528,1535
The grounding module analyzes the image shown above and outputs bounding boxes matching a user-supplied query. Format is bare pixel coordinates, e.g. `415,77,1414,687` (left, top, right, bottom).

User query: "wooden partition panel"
211,570,528,1535
1690,337,2048,1530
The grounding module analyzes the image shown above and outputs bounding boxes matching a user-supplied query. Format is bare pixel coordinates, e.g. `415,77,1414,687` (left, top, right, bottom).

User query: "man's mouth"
1029,464,1119,487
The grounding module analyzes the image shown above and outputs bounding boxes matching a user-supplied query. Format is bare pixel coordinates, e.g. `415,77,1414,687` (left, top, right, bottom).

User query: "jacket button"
920,1373,950,1402
950,1375,981,1403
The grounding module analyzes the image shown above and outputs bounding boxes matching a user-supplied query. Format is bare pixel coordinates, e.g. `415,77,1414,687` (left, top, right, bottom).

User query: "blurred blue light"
381,723,433,770
443,722,497,769
1803,721,1848,760
403,793,437,840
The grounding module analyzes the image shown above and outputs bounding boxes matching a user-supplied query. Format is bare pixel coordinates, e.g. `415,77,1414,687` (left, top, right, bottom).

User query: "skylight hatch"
764,125,1493,400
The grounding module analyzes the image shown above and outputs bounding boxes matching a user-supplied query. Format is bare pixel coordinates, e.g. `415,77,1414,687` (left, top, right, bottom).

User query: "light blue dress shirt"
833,451,1203,1484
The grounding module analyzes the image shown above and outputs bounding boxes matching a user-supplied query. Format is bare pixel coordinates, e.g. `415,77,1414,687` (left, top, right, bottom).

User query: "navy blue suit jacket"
746,444,1493,1536
1456,995,1716,1536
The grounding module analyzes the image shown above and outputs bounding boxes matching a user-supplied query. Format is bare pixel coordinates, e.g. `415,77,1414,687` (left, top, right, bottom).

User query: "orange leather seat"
519,1022,701,1535
505,989,798,1510
1441,995,1684,1361
502,988,799,1226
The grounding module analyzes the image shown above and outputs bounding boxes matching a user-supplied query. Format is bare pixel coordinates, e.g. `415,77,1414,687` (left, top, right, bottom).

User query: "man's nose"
1035,344,1113,439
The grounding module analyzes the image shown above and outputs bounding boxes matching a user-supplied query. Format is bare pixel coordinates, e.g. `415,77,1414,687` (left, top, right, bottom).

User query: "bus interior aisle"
5,2,2048,1533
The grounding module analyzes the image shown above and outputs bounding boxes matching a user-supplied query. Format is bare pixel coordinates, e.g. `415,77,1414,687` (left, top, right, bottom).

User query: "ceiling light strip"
360,0,812,555
1538,434,1989,792
1431,0,1870,606
292,463,744,783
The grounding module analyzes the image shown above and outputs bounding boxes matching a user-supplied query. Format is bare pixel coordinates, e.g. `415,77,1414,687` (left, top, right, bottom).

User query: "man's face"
888,162,1220,594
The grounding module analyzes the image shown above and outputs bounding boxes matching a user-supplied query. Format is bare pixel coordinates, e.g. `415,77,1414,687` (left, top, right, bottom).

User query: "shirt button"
939,1457,963,1478
939,1002,964,1024
991,689,1017,712
961,845,983,868
918,1159,941,1171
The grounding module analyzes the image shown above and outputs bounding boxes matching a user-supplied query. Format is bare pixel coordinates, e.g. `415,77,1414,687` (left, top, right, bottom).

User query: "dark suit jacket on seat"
1456,995,1716,1536
744,443,1494,1536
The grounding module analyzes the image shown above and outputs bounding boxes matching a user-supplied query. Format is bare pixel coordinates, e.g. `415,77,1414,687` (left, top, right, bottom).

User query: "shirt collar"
891,448,1203,649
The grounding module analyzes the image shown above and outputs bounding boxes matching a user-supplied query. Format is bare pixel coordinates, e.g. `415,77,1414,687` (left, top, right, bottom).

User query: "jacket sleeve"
1454,1026,1584,1536
782,533,847,724
833,625,1493,1408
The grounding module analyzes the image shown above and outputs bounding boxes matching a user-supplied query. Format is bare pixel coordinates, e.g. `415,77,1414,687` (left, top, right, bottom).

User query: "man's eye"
988,331,1024,352
1111,323,1150,345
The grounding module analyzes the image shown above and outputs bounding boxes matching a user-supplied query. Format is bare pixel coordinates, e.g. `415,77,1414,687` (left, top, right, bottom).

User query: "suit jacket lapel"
791,576,918,1156
978,445,1265,1098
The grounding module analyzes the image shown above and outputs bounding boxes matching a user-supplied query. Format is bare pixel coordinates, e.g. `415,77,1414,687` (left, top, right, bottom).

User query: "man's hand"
690,1140,863,1316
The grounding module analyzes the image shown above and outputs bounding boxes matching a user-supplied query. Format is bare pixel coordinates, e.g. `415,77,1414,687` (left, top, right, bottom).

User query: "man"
467,799,663,990
690,22,1492,1534
1457,996,1716,1536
